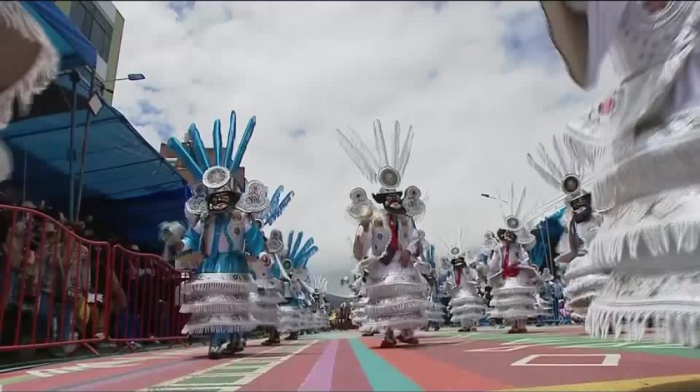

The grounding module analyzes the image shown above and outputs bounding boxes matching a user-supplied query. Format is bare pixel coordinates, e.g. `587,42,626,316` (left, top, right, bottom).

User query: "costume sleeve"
541,1,626,89
582,1,627,88
487,249,502,276
181,221,203,252
405,220,421,254
353,224,372,260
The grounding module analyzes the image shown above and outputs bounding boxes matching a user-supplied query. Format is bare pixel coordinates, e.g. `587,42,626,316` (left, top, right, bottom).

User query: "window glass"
80,1,95,14
69,2,86,28
90,23,106,60
101,33,112,62
81,13,93,38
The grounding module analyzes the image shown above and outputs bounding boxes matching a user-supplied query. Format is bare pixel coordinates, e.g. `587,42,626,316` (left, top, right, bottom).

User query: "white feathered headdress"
338,120,425,220
497,183,536,245
526,134,588,203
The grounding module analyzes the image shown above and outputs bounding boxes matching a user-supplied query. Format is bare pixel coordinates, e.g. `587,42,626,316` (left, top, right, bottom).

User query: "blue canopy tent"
20,1,97,71
3,1,188,248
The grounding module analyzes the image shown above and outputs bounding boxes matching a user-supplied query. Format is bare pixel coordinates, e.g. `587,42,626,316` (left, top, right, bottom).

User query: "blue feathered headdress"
263,185,295,227
286,231,319,270
423,244,435,268
166,111,256,190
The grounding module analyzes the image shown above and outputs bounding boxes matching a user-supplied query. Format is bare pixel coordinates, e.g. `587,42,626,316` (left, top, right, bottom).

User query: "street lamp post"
74,73,146,222
480,193,507,204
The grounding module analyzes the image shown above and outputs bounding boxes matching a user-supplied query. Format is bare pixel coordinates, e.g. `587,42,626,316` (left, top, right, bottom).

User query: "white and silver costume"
543,1,700,346
527,135,607,319
486,186,540,332
338,120,429,346
444,237,487,331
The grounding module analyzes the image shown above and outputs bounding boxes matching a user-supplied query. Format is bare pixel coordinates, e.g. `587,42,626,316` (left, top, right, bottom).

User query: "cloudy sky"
111,1,618,295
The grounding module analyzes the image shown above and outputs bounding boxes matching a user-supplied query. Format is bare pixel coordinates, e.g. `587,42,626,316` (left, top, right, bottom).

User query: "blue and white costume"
248,186,295,340
168,111,270,358
278,231,319,339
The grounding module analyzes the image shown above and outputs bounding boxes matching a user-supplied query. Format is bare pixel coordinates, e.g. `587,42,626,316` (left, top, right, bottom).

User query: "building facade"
55,1,125,104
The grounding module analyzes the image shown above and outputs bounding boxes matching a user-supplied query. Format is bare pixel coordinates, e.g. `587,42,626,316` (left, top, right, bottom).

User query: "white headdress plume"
338,120,424,219
443,228,470,260
337,120,415,190
526,134,587,201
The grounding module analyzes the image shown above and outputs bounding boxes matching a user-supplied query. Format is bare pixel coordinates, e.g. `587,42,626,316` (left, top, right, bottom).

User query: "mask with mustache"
570,193,592,224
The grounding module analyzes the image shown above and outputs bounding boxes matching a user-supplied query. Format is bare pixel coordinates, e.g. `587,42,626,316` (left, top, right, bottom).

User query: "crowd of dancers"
79,1,700,357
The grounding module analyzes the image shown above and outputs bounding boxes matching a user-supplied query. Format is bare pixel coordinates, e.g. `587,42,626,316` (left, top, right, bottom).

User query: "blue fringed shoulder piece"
286,231,318,269
165,110,257,183
264,186,295,227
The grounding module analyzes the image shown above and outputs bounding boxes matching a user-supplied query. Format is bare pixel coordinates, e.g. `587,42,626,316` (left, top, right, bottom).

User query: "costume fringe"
0,1,59,129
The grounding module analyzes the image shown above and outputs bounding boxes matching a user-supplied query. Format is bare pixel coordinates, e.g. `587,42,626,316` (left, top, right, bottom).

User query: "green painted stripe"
348,338,422,392
0,374,35,386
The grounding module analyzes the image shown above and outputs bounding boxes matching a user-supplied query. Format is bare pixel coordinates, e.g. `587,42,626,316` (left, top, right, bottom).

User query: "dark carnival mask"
372,191,406,215
497,228,517,244
207,191,241,214
570,193,592,224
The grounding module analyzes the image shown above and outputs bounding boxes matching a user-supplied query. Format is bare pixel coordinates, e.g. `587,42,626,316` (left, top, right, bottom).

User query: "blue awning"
3,104,187,201
21,1,97,70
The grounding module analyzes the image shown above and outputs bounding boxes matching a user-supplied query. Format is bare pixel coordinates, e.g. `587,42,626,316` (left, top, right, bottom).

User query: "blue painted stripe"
348,338,422,392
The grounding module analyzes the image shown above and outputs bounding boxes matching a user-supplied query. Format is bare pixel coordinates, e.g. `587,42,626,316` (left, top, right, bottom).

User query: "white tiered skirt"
449,287,486,326
489,270,539,322
363,260,430,333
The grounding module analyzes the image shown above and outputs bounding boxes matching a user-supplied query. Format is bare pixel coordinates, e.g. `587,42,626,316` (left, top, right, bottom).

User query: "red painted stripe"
362,337,512,391
331,339,372,391
240,341,324,392
415,336,700,389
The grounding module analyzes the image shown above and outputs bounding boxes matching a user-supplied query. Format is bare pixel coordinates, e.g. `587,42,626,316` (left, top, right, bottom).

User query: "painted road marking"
145,340,317,392
466,345,535,352
499,374,700,391
455,331,700,358
511,354,621,367
349,338,422,391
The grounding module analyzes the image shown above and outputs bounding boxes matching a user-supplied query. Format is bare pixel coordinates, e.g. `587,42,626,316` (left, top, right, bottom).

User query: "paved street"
2,326,700,391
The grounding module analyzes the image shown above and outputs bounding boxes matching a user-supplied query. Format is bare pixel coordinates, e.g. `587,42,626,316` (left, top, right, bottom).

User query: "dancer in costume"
338,120,429,348
417,232,445,331
486,185,540,333
168,111,269,358
278,231,319,340
527,136,606,320
251,229,291,346
540,1,700,345
248,186,295,345
444,235,487,332
310,276,330,331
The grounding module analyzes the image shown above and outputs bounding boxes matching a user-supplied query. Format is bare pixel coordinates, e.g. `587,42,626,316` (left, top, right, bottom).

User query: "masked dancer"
248,186,295,345
527,135,606,321
338,120,429,348
168,111,270,358
279,231,318,340
486,185,540,333
444,234,487,332
417,233,445,331
541,1,700,345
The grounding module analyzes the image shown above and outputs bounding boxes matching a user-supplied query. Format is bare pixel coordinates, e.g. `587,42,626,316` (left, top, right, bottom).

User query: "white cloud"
112,1,618,294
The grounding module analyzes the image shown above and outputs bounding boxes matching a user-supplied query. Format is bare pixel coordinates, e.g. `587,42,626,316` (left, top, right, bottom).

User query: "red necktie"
502,246,519,278
388,215,399,252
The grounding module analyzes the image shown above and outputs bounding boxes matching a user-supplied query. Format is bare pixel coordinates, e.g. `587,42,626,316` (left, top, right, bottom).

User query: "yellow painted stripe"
500,374,700,392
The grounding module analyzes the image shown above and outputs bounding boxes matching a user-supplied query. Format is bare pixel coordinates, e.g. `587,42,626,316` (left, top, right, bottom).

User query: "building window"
70,1,113,63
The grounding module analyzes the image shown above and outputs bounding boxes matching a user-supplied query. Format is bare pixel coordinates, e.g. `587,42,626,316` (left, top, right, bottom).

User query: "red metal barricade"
0,205,111,356
108,245,189,348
